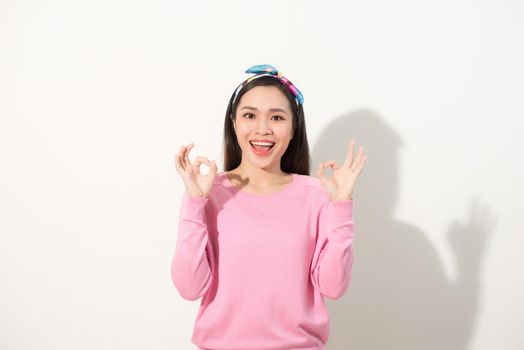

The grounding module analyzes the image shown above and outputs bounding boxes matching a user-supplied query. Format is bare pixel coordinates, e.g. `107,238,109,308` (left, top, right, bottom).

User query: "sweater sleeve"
170,192,213,301
310,198,355,300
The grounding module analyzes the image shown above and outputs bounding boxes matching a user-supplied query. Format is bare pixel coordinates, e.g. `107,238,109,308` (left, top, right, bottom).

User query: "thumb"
209,160,218,174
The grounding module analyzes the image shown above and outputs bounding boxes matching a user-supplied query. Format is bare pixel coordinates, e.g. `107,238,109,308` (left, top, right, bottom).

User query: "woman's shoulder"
292,173,329,198
214,170,229,185
292,172,322,189
212,171,240,191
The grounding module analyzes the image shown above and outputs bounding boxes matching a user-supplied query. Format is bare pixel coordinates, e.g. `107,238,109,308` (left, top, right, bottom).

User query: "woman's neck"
226,166,291,189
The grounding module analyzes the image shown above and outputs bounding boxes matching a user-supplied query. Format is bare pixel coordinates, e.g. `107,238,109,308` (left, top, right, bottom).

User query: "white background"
1,1,523,349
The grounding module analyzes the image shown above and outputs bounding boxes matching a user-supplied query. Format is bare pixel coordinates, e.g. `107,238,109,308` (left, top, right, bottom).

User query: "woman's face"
233,85,294,172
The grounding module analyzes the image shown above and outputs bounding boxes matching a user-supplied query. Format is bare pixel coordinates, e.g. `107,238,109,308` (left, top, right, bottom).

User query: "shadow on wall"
311,109,497,350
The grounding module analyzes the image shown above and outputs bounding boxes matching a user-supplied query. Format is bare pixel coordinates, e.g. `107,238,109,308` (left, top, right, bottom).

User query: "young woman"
172,64,367,350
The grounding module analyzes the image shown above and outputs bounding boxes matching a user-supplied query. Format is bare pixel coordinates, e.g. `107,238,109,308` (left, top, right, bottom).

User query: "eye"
242,113,284,120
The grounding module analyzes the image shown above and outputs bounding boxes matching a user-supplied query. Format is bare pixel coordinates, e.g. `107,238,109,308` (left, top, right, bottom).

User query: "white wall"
1,1,522,349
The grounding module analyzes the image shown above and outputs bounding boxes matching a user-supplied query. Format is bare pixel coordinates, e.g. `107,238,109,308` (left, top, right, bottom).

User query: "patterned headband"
231,64,304,106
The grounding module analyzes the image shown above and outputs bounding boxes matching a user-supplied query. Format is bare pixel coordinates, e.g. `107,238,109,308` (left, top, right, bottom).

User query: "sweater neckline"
222,171,296,199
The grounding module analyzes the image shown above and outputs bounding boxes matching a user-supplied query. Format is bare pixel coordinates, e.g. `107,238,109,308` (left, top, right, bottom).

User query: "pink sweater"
171,171,355,350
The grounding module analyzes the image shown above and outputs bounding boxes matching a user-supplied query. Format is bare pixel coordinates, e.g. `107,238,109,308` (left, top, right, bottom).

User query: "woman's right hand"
175,142,218,198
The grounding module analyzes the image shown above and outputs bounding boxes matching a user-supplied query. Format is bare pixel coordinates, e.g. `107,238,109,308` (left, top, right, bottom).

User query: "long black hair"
222,75,311,175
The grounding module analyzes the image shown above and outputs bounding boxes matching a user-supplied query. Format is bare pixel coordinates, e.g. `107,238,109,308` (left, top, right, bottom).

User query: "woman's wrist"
185,189,205,198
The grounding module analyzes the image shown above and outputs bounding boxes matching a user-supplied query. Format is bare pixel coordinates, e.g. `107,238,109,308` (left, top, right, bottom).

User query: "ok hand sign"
175,142,218,198
317,139,368,201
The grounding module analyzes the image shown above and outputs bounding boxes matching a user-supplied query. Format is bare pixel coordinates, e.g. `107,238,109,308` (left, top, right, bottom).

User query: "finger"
352,150,366,174
323,160,338,170
178,145,187,169
351,147,364,171
184,142,194,159
317,162,328,186
343,140,355,168
209,160,218,177
194,156,211,166
175,155,183,172
317,162,326,178
175,146,184,170
209,159,218,174
176,145,186,171
355,154,368,176
182,142,194,170
192,158,201,175
317,162,334,189
193,156,211,175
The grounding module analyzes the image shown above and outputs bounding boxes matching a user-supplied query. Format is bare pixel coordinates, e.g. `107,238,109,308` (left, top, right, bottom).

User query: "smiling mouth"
249,141,275,154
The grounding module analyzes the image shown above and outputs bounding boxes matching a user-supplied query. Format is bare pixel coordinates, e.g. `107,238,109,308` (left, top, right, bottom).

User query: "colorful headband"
231,64,304,106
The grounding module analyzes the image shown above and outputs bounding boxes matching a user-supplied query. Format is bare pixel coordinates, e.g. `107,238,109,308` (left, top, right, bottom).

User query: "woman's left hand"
317,139,368,201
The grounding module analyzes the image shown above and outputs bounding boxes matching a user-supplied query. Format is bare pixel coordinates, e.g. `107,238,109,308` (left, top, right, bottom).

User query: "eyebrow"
239,106,289,115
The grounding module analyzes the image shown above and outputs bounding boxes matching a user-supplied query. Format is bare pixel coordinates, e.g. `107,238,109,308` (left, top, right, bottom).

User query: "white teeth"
250,141,275,146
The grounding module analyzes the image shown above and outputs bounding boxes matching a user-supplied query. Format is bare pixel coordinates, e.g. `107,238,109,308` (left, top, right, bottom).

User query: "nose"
256,118,271,135
255,117,272,135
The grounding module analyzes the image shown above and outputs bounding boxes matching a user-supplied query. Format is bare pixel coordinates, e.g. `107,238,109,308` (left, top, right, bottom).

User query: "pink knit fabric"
171,171,355,350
